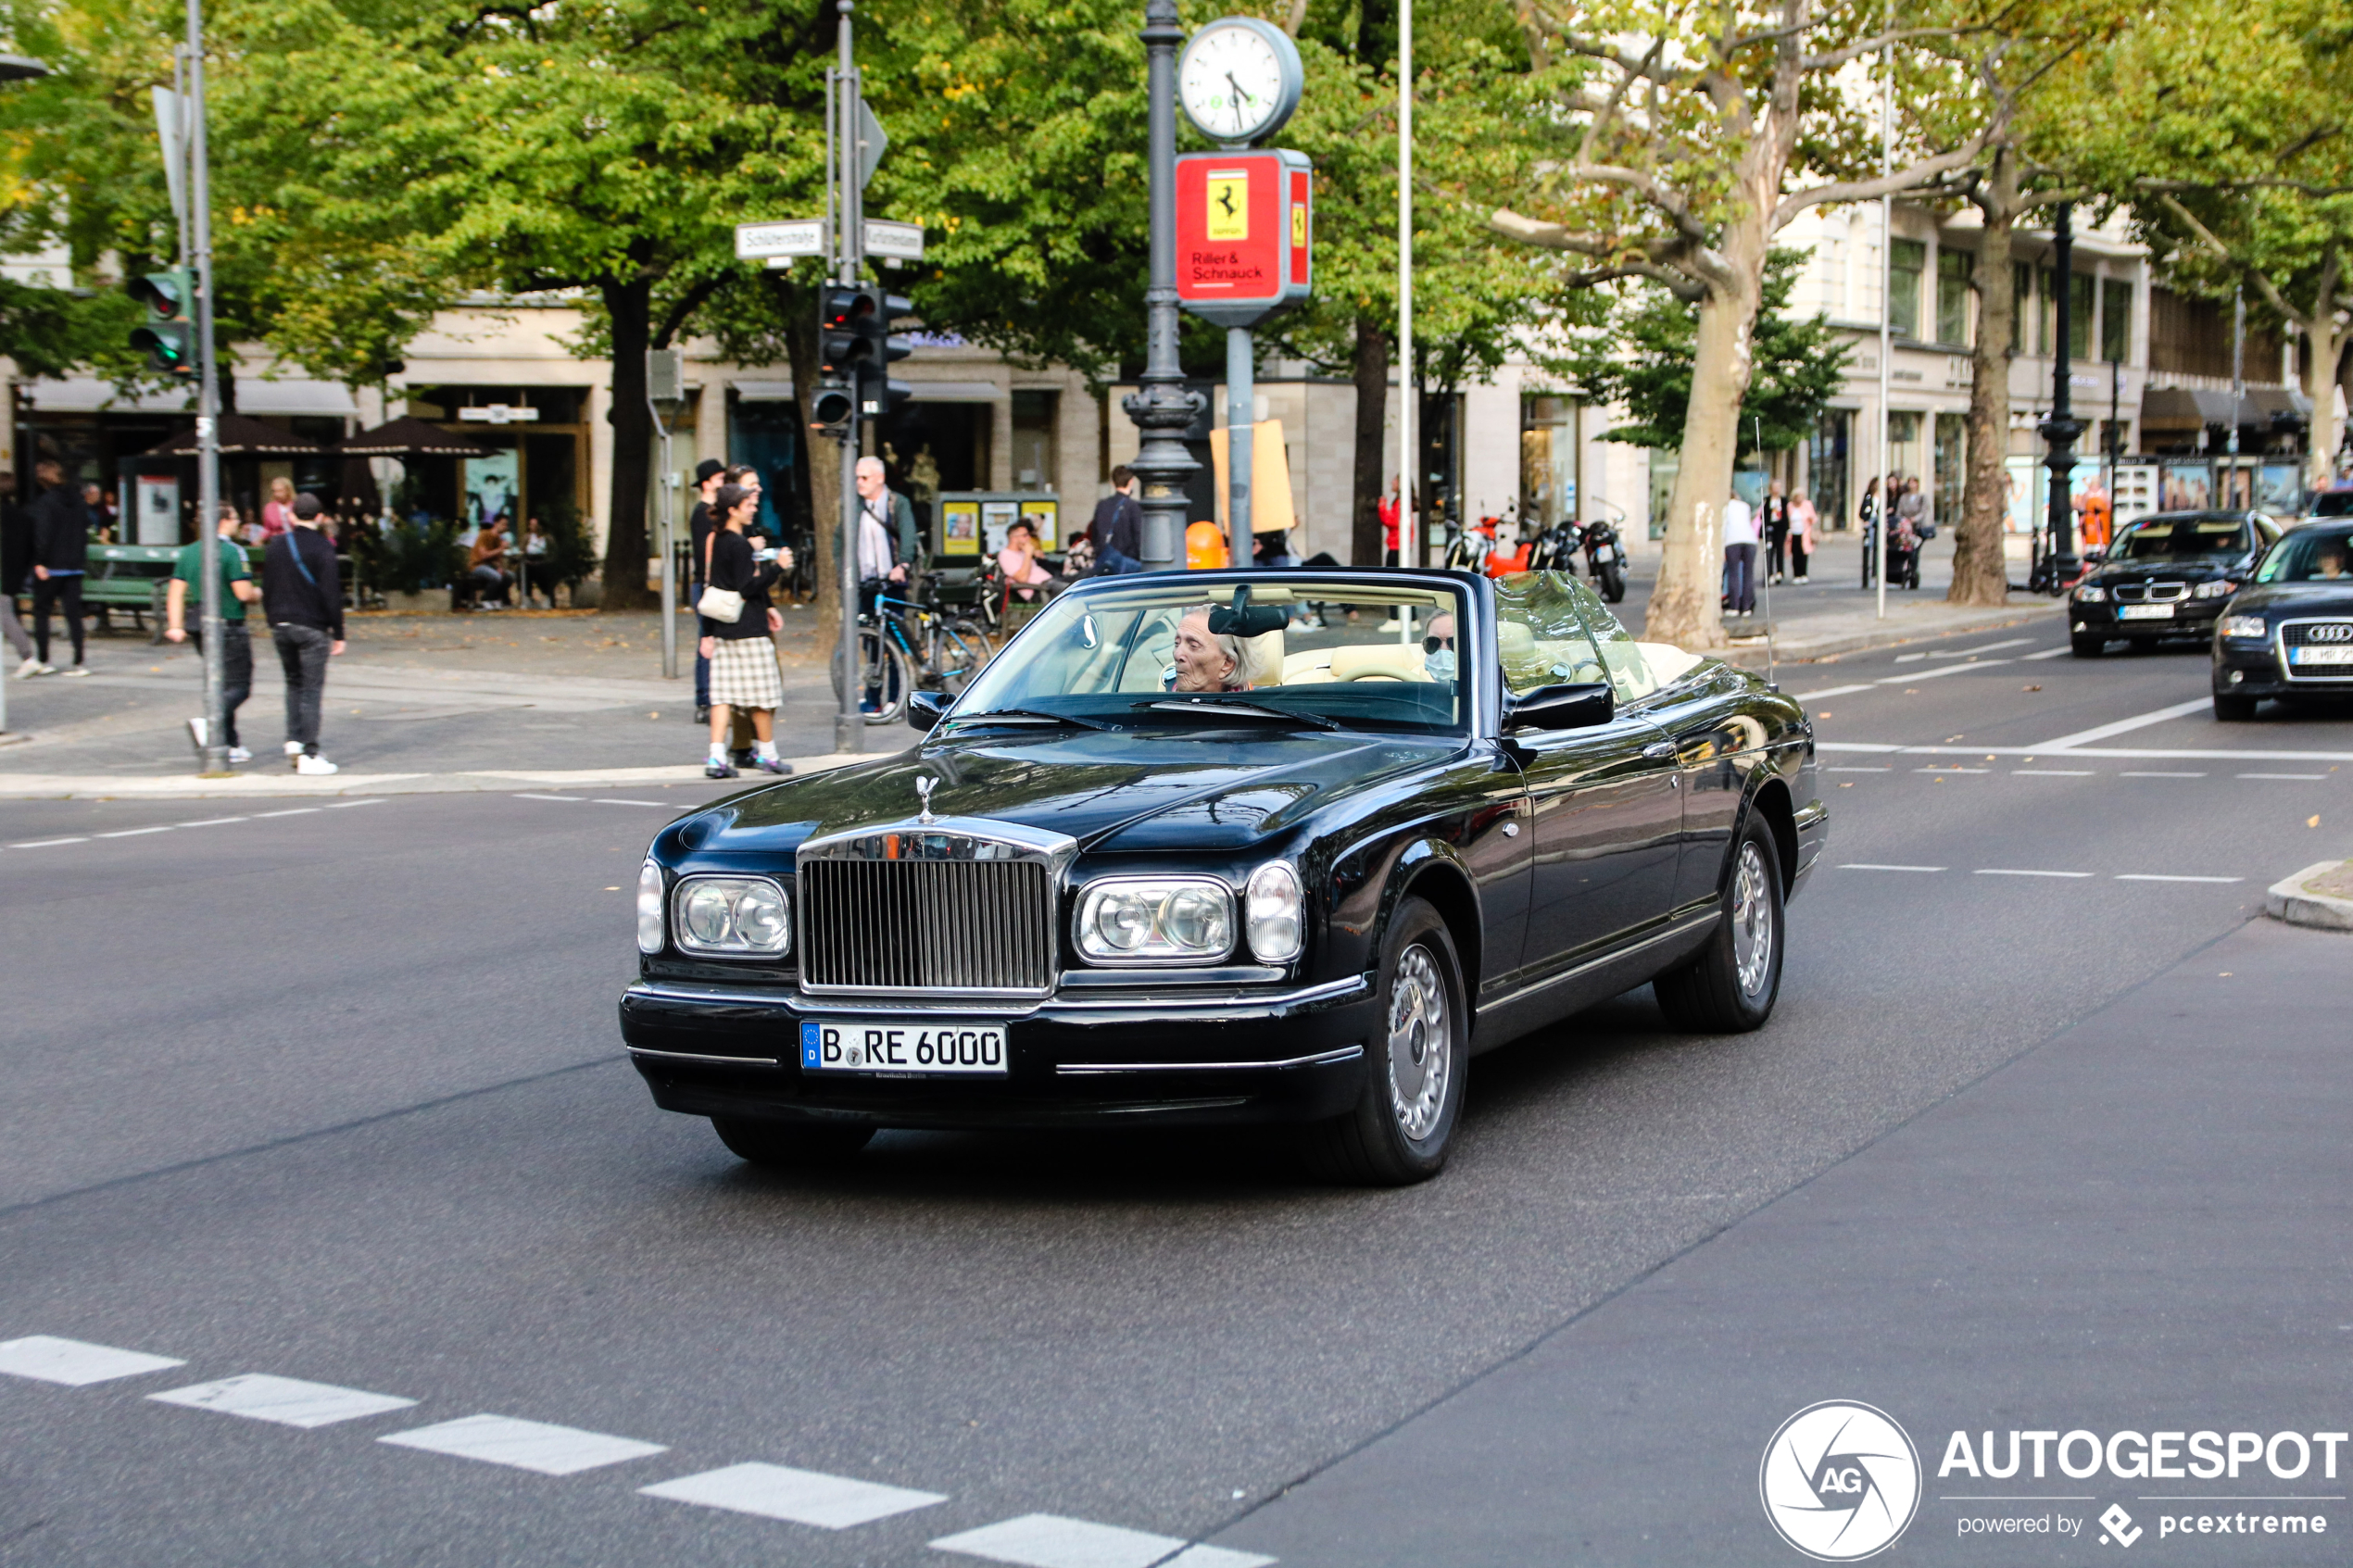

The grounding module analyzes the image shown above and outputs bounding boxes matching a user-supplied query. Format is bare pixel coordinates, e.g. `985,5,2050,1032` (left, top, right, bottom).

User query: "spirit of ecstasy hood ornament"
915,774,937,825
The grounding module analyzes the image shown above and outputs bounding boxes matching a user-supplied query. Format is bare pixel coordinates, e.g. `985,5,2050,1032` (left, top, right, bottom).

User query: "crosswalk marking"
150,1373,417,1429
930,1513,1276,1568
0,1335,185,1386
379,1413,667,1475
642,1461,946,1528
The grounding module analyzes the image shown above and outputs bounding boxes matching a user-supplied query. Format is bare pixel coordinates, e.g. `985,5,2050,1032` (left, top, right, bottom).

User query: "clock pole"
1123,0,1202,571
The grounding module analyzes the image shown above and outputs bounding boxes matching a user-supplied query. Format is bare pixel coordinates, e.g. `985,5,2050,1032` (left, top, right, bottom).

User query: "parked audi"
2070,510,2281,657
2212,522,2353,720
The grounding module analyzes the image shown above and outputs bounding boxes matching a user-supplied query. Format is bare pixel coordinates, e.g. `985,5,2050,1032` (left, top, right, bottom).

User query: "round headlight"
671,875,792,956
1163,886,1233,952
1075,878,1236,962
736,882,789,949
635,861,666,954
1245,860,1303,963
681,883,736,947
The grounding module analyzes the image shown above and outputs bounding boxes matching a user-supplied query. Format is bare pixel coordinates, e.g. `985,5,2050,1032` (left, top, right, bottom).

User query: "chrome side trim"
628,1046,781,1067
1044,973,1370,1012
1057,1045,1365,1075
1481,910,1720,1013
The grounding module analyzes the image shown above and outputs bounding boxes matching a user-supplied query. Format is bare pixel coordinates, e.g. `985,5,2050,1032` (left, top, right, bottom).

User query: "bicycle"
828,581,993,726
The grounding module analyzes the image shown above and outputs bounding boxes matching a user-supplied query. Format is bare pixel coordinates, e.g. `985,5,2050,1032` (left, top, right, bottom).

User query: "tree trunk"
599,276,658,611
1351,314,1390,564
1951,162,2016,608
2303,254,2345,495
775,278,840,650
1647,267,1762,651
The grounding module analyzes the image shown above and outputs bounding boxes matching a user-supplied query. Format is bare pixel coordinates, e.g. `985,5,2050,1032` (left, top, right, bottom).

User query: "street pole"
1227,328,1252,564
1396,0,1414,589
2041,201,2082,583
1122,0,1201,571
187,0,226,774
1874,16,1890,621
0,52,41,735
651,386,674,681
832,0,863,755
2228,281,2245,471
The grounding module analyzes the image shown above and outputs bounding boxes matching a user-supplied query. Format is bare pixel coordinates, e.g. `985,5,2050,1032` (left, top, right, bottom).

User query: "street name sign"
863,220,925,262
735,219,828,262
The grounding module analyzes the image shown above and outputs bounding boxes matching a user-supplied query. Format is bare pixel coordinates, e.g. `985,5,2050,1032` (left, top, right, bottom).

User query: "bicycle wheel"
829,623,914,725
931,618,991,696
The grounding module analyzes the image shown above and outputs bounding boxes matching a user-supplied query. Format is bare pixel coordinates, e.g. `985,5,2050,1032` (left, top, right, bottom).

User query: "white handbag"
697,584,745,622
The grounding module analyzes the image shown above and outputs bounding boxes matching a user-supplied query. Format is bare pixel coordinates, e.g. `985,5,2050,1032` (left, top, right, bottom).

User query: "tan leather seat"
1328,643,1432,682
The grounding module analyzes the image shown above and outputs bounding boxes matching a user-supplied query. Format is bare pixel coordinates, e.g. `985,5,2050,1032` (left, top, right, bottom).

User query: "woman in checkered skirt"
698,483,793,779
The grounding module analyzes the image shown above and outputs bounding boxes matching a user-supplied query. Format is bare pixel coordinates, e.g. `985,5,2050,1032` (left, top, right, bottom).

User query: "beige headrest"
1328,643,1431,682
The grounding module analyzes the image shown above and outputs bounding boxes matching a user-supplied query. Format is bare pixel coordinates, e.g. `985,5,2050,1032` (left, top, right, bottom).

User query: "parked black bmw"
2069,510,2282,657
621,569,1827,1184
2211,521,2353,720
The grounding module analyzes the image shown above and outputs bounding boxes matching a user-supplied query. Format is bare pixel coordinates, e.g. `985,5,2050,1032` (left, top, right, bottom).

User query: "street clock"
1178,17,1303,146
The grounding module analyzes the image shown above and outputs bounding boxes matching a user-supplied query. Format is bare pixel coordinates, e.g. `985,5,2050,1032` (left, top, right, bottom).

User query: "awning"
732,381,796,403
335,416,493,458
906,380,1010,403
139,413,323,457
2247,387,2313,421
237,380,359,418
2140,386,2246,428
22,378,192,414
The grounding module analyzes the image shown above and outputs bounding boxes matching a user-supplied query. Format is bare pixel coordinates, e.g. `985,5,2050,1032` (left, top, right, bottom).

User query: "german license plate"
2119,604,2174,620
2291,645,2353,665
799,1020,1009,1075
1591,545,1615,564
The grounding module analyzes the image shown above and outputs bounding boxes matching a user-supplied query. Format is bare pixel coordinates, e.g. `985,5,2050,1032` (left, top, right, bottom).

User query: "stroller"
1887,519,1922,590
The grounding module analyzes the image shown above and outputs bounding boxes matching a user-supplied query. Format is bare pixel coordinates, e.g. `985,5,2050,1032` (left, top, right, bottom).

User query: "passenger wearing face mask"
1422,611,1457,681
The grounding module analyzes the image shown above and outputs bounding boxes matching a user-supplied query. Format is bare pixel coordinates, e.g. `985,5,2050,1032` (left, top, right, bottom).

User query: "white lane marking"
1879,658,2017,684
1915,766,1989,774
1791,683,1876,700
929,1514,1275,1568
2116,874,2244,884
1821,742,2353,762
1838,863,1946,872
176,816,250,827
2012,769,2095,776
95,825,174,838
324,797,387,808
513,793,584,803
593,798,673,808
150,1374,417,1428
0,1335,185,1386
6,837,90,847
1975,868,2095,879
2033,697,2211,750
2239,772,2328,780
642,1462,946,1528
252,808,321,819
379,1413,667,1474
1928,637,2035,659
2121,771,2206,778
2022,646,2071,660
1827,766,1893,773
1893,652,1929,663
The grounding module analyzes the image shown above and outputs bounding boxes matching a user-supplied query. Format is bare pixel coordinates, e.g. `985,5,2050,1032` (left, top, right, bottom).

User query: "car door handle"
1641,740,1678,760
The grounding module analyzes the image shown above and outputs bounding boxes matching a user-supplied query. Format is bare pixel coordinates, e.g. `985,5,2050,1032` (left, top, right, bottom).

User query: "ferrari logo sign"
1206,172,1249,240
1290,202,1306,247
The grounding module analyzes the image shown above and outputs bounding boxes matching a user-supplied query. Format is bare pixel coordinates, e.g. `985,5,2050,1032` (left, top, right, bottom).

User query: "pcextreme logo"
1761,1401,1924,1561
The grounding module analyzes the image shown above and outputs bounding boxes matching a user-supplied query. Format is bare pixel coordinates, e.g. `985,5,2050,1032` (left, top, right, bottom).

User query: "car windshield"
2310,491,2353,519
947,576,1470,734
1491,571,1710,706
2253,526,2353,584
2109,513,2251,561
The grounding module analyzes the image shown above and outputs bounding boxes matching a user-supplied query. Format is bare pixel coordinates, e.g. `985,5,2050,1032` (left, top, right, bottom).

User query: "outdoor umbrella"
334,416,493,458
139,412,324,457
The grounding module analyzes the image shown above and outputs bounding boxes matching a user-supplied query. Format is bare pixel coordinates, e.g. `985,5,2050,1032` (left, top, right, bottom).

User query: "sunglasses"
1422,634,1454,654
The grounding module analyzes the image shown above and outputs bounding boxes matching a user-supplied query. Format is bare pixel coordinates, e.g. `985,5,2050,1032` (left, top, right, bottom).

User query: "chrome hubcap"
1387,943,1451,1142
1731,841,1776,997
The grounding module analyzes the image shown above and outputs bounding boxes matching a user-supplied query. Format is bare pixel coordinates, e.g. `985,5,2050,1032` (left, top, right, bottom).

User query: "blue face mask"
1425,648,1457,681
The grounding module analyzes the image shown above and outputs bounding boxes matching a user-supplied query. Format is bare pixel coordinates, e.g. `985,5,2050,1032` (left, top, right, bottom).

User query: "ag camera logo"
1761,1400,1922,1561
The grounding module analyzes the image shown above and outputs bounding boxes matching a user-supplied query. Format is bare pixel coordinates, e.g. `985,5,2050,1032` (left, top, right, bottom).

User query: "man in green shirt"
167,501,261,763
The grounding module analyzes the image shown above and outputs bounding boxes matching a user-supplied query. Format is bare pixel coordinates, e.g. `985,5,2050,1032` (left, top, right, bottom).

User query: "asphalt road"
2,626,2347,1566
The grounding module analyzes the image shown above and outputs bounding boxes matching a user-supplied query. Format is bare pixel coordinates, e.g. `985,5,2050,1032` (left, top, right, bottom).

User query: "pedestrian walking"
1,471,40,677
1761,480,1791,584
1788,490,1818,583
698,483,792,779
26,458,91,676
1857,475,1881,589
262,492,346,775
1895,475,1930,542
1721,491,1758,617
260,476,296,541
166,501,260,762
1089,466,1147,574
1378,478,1402,566
686,458,727,722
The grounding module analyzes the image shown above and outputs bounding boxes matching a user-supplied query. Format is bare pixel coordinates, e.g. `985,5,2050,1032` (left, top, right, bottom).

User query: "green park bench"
11,542,269,646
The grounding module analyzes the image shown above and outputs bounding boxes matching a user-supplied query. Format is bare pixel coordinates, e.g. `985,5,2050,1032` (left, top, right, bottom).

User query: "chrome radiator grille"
799,857,1054,995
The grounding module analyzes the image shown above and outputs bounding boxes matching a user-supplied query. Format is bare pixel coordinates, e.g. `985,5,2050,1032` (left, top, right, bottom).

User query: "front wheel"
929,617,992,696
830,624,913,725
1653,817,1783,1034
711,1118,875,1168
1598,562,1627,603
1305,896,1466,1185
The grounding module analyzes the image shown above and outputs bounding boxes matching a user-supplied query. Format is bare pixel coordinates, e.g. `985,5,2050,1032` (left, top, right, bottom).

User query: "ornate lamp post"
1122,0,1203,570
2039,201,2084,592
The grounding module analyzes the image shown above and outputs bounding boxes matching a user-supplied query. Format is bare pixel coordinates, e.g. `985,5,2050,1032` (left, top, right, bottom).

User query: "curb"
2264,859,2353,933
0,748,905,802
1718,600,2066,669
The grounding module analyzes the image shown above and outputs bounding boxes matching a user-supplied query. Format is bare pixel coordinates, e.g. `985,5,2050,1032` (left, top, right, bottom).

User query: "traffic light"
125,270,195,380
856,291,913,420
812,286,872,440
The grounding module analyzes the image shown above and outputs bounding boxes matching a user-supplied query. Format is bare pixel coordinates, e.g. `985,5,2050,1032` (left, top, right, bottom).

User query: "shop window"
1011,390,1057,492
1889,239,1925,339
1520,395,1579,530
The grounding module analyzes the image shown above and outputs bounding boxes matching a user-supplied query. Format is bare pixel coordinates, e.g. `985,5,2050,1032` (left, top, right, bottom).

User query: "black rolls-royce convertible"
621,568,1828,1185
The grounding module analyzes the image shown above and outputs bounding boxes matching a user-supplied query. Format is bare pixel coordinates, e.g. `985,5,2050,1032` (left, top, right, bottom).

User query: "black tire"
829,625,913,725
1600,564,1627,603
1305,896,1466,1185
2070,634,2106,658
2212,691,2259,721
932,618,991,696
711,1118,875,1168
1653,815,1784,1034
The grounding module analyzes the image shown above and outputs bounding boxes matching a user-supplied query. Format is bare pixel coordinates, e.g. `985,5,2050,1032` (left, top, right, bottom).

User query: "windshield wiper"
1135,697,1340,730
947,707,1113,731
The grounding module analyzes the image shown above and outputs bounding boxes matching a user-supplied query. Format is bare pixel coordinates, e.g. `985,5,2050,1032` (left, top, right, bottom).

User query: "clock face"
1179,19,1298,144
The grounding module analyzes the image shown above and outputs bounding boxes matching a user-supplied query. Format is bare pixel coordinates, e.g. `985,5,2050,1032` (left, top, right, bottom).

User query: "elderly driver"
1171,607,1251,693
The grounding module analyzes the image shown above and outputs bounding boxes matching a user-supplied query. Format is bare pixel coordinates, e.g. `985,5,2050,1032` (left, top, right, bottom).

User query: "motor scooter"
1581,511,1628,602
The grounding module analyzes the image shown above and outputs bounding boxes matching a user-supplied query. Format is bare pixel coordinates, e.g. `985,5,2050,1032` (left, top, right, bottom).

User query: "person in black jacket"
1,470,39,676
262,493,346,775
25,458,92,675
696,483,792,779
1090,466,1146,574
